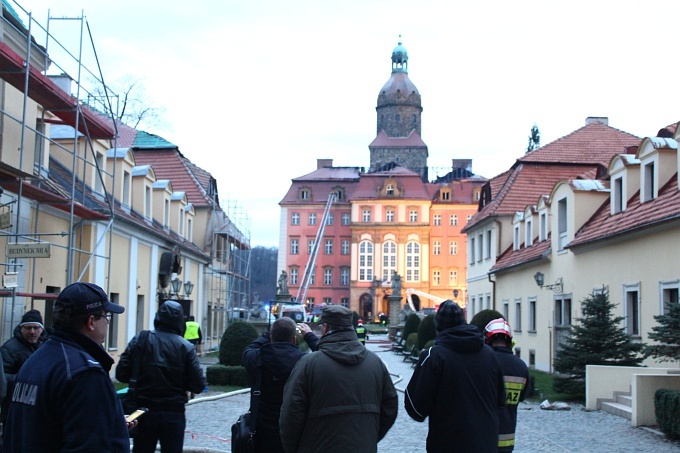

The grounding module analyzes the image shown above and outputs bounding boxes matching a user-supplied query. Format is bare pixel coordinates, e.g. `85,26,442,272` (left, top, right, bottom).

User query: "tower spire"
391,35,408,73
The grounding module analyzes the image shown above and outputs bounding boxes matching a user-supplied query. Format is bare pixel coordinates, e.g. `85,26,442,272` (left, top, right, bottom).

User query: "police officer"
355,318,368,345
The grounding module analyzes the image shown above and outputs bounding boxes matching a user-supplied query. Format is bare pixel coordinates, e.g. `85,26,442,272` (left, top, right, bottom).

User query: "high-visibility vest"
356,326,367,343
184,321,200,340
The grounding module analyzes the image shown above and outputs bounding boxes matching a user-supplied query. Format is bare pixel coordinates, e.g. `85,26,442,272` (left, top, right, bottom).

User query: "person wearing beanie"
404,300,506,453
0,309,47,424
3,283,129,452
280,304,397,453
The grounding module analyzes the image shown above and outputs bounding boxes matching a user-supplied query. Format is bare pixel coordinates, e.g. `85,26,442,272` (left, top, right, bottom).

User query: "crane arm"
404,288,447,312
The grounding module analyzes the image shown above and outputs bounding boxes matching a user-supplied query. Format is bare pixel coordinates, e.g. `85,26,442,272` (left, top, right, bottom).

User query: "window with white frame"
362,209,372,222
340,267,350,286
502,300,509,321
529,298,536,332
477,232,483,262
324,239,333,255
624,284,640,336
144,186,152,219
291,212,300,225
485,230,492,259
326,213,334,225
122,171,131,206
554,296,572,326
340,297,349,307
386,183,394,196
474,191,480,201
409,209,418,222
450,241,458,255
433,270,441,286
557,198,568,250
441,190,451,201
309,271,315,285
450,214,458,226
289,267,299,285
290,239,299,255
486,294,491,310
309,213,317,225
382,241,396,282
513,224,520,250
449,270,458,286
300,188,310,200
470,237,476,264
187,218,193,242
358,241,374,281
179,208,185,236
643,161,655,202
164,199,170,227
433,214,441,226
515,299,522,331
341,239,350,255
341,213,350,225
94,152,105,194
661,282,680,314
539,212,547,241
386,209,395,222
613,176,624,214
470,297,476,315
466,214,472,223
308,239,315,254
406,242,420,282
323,268,332,285
525,218,533,247
323,297,332,305
433,240,441,255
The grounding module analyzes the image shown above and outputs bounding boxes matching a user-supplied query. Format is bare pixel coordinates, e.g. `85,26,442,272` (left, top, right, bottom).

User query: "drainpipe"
488,273,496,311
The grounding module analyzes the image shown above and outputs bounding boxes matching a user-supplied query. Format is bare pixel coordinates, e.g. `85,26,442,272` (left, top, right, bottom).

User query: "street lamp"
184,281,194,297
171,278,182,298
533,272,563,294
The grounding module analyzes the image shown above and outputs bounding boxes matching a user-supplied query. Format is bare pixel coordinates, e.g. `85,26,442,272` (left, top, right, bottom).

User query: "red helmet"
484,318,512,342
357,319,363,324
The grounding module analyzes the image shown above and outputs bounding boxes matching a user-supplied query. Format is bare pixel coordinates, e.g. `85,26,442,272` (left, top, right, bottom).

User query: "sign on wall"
6,242,51,258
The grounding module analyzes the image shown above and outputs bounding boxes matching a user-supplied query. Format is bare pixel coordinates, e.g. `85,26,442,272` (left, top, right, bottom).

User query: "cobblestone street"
182,334,680,452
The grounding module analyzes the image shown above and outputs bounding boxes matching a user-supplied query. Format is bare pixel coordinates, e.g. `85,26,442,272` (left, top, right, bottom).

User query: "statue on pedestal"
277,270,289,295
391,271,402,297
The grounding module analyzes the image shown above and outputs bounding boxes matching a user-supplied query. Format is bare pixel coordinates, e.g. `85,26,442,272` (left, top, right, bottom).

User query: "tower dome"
391,39,408,73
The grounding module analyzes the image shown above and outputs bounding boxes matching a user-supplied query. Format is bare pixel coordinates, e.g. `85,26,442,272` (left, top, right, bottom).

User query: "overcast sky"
17,0,680,247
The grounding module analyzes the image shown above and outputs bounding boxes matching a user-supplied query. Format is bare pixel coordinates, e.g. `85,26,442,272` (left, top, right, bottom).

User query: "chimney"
585,117,608,126
48,74,74,96
317,159,333,170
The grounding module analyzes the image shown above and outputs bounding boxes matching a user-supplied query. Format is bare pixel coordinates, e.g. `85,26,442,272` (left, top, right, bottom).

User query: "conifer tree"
553,290,643,396
526,124,541,153
644,301,680,362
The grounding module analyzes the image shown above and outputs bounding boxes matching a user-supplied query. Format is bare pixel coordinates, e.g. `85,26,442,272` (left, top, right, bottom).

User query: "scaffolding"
0,1,119,340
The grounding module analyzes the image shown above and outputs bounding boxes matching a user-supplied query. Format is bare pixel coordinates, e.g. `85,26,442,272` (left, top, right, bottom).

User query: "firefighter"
355,318,368,345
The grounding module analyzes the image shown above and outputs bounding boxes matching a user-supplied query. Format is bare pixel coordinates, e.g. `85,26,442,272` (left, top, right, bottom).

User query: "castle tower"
369,37,429,180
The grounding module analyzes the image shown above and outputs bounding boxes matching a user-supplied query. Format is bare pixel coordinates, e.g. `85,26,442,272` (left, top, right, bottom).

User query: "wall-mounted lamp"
533,272,563,294
453,289,459,299
184,281,194,297
171,278,183,296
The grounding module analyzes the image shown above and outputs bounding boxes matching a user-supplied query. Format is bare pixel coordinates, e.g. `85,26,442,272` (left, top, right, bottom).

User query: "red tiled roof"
369,130,427,148
114,121,139,148
568,174,680,249
351,170,432,200
520,121,639,167
134,150,212,207
280,180,359,205
491,234,551,273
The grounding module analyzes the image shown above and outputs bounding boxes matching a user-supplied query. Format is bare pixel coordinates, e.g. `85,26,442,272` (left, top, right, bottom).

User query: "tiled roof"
369,130,427,148
115,121,138,148
279,180,359,205
133,130,177,149
292,167,361,182
490,235,551,274
47,157,208,260
568,174,680,249
520,121,639,167
351,168,432,200
134,150,212,207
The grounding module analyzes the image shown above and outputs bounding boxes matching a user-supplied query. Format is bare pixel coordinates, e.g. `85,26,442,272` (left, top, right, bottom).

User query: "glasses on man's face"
94,312,113,324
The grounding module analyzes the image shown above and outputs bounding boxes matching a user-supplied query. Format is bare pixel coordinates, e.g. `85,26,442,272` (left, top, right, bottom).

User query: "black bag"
231,411,255,453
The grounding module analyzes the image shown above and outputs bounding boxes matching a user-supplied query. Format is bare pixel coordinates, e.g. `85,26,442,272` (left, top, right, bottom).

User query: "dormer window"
386,184,394,196
122,170,131,207
525,217,533,247
299,188,311,200
441,189,451,201
557,198,568,250
164,199,170,227
642,162,655,202
513,224,520,250
331,187,345,201
613,176,624,213
144,186,152,219
539,212,547,241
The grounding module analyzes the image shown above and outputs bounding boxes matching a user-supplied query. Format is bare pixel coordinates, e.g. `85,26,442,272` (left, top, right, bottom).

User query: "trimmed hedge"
655,389,680,439
469,309,504,333
219,321,258,366
417,314,436,349
403,314,421,342
206,364,249,387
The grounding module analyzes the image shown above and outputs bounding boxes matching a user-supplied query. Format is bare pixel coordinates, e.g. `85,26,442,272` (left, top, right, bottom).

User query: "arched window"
358,241,374,281
382,241,396,282
406,242,420,282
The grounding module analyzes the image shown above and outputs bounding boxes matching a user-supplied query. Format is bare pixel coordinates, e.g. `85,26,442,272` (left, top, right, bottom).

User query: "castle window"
300,188,311,200
386,184,394,196
441,189,451,201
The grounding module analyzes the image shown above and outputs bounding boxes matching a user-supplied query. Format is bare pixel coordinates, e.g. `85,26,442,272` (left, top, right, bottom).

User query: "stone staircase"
599,390,632,420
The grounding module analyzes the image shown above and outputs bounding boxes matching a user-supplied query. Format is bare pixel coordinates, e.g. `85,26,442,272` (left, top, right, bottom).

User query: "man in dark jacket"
3,282,129,452
405,300,506,453
0,309,47,425
280,304,398,453
484,318,530,452
117,300,206,453
242,317,319,453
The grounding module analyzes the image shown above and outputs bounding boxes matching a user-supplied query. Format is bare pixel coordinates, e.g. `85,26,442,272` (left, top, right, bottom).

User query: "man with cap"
280,304,398,453
405,300,506,453
116,300,206,453
0,309,47,426
2,282,130,452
